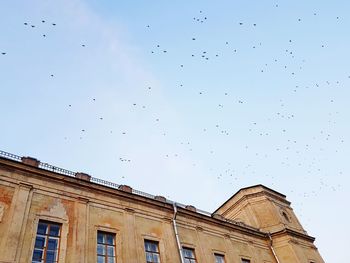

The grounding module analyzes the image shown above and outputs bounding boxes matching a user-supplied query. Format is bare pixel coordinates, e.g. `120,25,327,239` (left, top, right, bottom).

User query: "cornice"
0,157,270,241
271,228,315,243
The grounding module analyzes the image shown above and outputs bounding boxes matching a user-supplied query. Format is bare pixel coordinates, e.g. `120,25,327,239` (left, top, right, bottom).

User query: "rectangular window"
32,220,61,263
214,253,225,263
241,259,251,263
97,231,116,263
182,247,197,263
144,240,160,263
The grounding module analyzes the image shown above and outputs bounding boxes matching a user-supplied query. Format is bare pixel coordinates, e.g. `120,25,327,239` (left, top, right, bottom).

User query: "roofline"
213,184,286,214
0,153,316,243
0,156,268,239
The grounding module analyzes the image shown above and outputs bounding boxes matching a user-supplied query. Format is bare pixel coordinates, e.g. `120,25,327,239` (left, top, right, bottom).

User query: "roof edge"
213,184,287,214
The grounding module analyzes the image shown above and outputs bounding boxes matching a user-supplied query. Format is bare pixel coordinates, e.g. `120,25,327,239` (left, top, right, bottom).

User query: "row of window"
31,220,252,263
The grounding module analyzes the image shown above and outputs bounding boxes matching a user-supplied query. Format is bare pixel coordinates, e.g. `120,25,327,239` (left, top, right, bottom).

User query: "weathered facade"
0,151,324,263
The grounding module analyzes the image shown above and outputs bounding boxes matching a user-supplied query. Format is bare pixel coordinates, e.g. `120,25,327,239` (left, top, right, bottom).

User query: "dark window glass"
97,231,116,263
241,259,251,263
31,220,61,263
182,247,197,263
215,254,225,263
144,240,160,263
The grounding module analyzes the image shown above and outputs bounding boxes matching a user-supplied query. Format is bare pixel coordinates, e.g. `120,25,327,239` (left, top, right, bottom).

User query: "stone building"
0,150,324,263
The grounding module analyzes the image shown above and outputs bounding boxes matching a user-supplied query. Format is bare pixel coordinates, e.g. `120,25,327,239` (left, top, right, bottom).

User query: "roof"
213,184,286,214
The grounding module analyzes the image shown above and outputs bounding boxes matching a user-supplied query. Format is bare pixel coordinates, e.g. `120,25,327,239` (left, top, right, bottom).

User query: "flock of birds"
1,3,347,222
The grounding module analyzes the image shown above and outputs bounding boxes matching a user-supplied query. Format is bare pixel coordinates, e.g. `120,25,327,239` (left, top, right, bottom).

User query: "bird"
1,52,6,55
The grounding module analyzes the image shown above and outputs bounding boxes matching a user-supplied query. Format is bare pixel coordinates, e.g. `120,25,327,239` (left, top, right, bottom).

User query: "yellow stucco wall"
0,158,324,263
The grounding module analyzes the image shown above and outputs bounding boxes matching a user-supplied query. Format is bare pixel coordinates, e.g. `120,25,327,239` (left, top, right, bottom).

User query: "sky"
1,0,349,261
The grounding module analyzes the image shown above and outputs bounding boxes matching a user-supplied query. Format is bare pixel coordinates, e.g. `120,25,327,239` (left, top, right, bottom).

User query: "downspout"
172,202,185,263
268,233,281,263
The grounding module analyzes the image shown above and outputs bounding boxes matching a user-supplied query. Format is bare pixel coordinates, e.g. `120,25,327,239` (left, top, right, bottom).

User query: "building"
0,150,324,263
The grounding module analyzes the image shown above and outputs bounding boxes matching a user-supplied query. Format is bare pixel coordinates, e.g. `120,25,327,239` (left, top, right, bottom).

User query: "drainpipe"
172,202,185,263
268,233,281,263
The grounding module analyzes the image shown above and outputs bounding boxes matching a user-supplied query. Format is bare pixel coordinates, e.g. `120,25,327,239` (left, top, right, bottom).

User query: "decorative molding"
124,207,135,213
195,226,204,232
38,199,68,221
18,182,33,190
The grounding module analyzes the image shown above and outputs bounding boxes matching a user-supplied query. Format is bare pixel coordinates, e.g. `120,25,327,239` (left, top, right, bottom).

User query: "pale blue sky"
1,0,349,261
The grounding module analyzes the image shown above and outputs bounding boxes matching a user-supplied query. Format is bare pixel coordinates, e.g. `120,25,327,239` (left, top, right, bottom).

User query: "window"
241,259,251,263
32,220,61,263
97,231,116,263
182,247,197,263
214,254,225,263
144,240,161,263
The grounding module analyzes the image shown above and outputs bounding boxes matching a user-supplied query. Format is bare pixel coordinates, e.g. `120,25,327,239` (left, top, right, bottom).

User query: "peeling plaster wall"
0,161,324,263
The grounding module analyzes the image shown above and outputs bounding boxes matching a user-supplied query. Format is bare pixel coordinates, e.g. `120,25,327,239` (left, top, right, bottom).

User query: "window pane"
146,252,153,261
106,234,114,245
32,249,43,261
37,223,47,235
107,256,115,263
183,248,194,259
97,244,106,255
215,254,225,263
46,250,57,262
34,236,46,249
47,238,58,250
145,242,151,251
97,255,105,263
49,225,60,237
97,232,104,244
182,248,196,263
153,254,160,263
107,246,115,256
151,243,158,252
